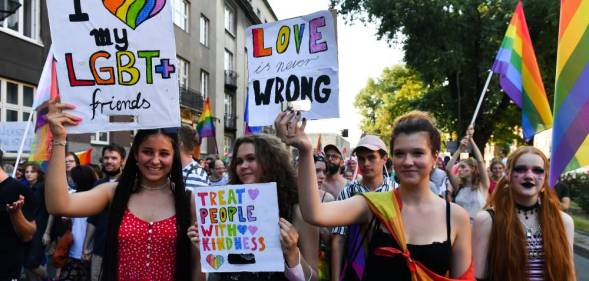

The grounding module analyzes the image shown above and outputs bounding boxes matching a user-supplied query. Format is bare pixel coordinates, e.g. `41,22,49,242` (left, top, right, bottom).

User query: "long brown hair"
486,146,573,281
228,134,298,221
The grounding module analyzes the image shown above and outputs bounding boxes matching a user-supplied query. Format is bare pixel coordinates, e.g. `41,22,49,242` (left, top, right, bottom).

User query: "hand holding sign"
275,111,312,153
46,98,82,141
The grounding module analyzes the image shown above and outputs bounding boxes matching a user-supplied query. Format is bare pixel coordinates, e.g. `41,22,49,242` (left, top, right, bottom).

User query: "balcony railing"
179,87,204,111
224,114,236,130
224,70,238,88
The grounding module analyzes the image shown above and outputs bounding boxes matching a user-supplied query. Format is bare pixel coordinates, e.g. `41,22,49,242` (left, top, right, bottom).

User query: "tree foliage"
333,0,559,152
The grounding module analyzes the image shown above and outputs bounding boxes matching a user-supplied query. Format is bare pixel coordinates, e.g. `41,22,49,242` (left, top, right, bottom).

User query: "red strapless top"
117,209,177,281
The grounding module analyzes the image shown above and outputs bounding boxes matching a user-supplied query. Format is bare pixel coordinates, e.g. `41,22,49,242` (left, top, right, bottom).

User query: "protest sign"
246,10,339,126
195,183,284,272
0,122,34,152
46,0,180,133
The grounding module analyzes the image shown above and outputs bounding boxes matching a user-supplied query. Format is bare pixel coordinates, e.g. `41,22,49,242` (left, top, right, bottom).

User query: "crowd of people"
0,98,577,281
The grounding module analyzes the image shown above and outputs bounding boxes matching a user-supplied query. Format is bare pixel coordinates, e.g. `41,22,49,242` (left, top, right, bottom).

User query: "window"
177,57,189,89
200,70,209,98
0,0,41,42
224,49,234,71
200,15,209,46
224,4,235,34
91,132,109,145
0,77,34,122
224,135,234,155
172,0,189,31
224,92,233,118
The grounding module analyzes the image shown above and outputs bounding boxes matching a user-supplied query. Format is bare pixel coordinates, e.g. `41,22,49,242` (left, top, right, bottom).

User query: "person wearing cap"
322,144,347,198
328,135,395,281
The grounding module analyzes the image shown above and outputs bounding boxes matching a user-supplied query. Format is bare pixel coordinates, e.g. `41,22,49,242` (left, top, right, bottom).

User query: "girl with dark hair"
473,146,575,281
23,162,49,280
446,126,490,222
277,110,473,281
44,100,197,281
58,165,97,281
188,134,318,281
65,152,80,191
314,154,335,281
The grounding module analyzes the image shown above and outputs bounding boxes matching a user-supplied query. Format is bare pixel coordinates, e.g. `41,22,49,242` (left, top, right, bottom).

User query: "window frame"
172,0,189,31
0,0,42,44
199,14,209,47
0,77,34,122
176,57,190,89
224,3,235,35
200,69,209,98
91,132,110,145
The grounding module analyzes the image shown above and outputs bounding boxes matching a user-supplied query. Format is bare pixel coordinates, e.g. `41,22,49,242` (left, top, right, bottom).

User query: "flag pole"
470,70,494,127
12,112,34,177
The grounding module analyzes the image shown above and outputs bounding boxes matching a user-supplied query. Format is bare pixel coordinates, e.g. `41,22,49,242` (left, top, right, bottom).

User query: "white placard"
46,0,180,133
246,10,339,126
0,122,34,152
195,183,284,272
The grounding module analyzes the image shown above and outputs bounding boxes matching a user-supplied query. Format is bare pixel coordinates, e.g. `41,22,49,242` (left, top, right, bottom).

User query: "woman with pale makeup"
276,111,473,281
188,134,318,281
44,99,198,281
472,146,575,281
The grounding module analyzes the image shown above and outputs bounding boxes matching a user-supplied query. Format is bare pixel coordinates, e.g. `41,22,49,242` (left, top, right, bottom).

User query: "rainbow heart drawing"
206,254,224,270
103,0,167,29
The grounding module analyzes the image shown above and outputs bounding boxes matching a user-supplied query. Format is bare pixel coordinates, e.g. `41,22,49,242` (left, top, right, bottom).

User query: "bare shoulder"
560,211,574,231
473,210,494,231
322,191,335,203
449,202,470,225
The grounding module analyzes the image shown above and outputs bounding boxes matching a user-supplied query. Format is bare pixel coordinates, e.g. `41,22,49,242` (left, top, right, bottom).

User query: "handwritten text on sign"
46,0,180,133
196,183,284,272
246,10,339,126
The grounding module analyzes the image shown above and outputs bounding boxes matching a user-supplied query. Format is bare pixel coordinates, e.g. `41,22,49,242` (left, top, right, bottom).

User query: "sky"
266,0,404,146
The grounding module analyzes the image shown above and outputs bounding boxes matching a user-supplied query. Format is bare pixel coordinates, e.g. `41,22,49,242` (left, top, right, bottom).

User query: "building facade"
0,0,276,162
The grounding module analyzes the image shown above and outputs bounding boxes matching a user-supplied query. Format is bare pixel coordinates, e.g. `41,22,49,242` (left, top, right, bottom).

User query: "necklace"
515,201,540,219
140,179,170,191
517,208,543,259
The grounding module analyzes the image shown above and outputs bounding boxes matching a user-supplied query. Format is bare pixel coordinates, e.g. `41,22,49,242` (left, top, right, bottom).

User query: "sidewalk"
575,231,589,258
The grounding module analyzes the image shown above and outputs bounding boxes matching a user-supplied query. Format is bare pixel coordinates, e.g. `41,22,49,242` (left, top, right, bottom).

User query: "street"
576,253,589,280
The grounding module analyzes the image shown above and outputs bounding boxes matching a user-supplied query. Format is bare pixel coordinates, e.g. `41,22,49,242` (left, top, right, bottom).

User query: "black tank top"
359,199,453,280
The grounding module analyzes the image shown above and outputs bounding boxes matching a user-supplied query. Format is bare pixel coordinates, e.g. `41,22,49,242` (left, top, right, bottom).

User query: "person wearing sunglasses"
44,100,197,281
473,146,575,281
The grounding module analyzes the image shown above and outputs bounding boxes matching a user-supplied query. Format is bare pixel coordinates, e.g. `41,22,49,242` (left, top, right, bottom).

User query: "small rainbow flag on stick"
550,0,589,186
491,1,552,141
197,97,216,139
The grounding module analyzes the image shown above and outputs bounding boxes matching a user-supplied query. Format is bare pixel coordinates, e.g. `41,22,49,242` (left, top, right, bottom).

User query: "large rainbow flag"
491,1,552,141
550,0,589,186
197,96,215,139
29,50,58,172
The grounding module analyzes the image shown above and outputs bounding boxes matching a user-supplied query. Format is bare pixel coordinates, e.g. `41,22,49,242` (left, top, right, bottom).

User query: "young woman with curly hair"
473,146,575,281
188,134,318,281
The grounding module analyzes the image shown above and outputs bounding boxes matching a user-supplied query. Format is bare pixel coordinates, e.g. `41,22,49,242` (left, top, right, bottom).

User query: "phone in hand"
280,100,311,112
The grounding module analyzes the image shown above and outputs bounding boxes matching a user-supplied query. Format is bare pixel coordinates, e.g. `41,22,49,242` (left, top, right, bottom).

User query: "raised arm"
45,99,114,217
446,137,468,193
468,127,490,191
274,111,371,227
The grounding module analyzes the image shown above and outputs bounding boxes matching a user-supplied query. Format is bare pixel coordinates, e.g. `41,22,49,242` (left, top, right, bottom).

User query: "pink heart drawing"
248,225,258,235
248,188,259,200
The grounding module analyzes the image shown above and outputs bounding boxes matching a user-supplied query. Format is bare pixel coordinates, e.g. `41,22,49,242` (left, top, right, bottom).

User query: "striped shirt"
182,160,209,192
331,177,396,235
527,231,545,281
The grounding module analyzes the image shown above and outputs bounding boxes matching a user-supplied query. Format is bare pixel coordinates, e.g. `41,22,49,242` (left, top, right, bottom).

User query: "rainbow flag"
550,0,589,186
75,148,93,165
197,96,215,138
29,52,59,172
491,1,552,141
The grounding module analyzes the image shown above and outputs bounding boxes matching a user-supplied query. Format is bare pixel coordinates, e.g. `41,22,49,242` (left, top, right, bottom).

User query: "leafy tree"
333,0,559,153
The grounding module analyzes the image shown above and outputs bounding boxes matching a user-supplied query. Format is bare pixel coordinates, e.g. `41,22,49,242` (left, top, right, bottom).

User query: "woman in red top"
44,99,198,281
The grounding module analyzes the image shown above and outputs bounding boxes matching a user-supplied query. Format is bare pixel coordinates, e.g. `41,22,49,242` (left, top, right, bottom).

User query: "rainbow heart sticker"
206,254,224,270
103,0,166,29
